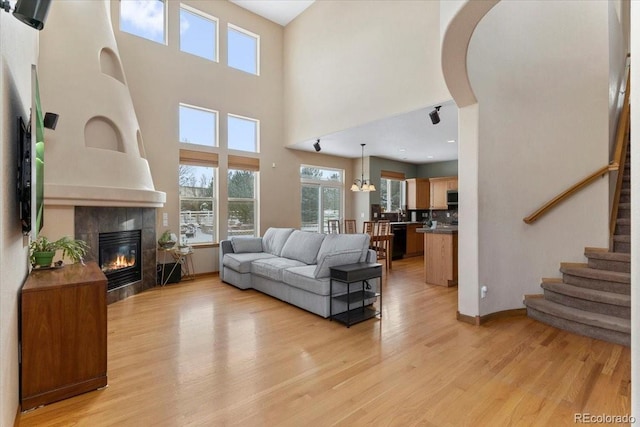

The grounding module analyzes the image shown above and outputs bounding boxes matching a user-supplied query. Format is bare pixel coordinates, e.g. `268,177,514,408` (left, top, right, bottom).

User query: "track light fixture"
1,0,53,30
429,105,441,125
313,139,321,152
44,112,59,130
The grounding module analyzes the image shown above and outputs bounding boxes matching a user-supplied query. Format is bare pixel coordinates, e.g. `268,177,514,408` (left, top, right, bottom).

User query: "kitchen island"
417,226,458,287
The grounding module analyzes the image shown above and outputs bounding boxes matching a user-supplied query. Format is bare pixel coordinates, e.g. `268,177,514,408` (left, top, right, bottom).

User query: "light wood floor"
18,258,630,426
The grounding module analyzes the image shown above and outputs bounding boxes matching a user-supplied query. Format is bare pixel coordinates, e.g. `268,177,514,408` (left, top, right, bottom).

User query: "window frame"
179,3,219,62
300,165,344,234
227,168,259,238
178,155,219,247
380,177,406,213
227,113,260,153
179,103,219,148
119,0,167,45
227,23,260,76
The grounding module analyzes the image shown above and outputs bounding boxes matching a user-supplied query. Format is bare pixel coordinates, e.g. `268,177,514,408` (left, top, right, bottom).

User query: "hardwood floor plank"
18,257,630,426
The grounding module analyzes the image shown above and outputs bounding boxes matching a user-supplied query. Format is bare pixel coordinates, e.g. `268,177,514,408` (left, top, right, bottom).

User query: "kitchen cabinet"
405,223,424,257
424,231,458,287
406,178,430,210
21,262,107,410
429,176,458,210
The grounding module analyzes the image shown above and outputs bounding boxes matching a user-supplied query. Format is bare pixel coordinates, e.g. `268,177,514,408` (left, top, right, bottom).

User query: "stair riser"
543,289,630,319
526,307,630,346
614,241,631,253
617,207,630,219
615,223,631,235
587,258,630,273
619,193,631,204
562,274,630,295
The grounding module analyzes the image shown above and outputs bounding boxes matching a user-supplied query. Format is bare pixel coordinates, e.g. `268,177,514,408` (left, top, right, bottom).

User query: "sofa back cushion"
316,233,370,264
230,236,263,253
313,249,364,278
261,227,295,256
280,230,325,265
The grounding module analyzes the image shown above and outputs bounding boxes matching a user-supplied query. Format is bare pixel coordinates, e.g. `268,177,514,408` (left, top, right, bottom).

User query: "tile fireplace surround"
74,207,156,304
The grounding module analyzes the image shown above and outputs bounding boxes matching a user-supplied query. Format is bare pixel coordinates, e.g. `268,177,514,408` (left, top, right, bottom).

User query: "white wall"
283,0,450,145
466,0,613,315
0,12,38,426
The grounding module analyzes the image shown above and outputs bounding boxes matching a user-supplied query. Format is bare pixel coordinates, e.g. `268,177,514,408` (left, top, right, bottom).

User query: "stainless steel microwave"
447,190,458,209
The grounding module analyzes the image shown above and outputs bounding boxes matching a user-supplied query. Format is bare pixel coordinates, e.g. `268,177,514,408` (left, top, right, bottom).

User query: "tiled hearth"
75,207,156,304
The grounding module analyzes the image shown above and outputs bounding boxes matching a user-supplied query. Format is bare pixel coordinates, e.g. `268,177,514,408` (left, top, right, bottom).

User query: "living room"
1,0,639,425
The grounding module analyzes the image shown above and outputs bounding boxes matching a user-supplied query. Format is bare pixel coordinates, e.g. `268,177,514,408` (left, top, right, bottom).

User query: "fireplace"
99,230,142,291
75,206,156,304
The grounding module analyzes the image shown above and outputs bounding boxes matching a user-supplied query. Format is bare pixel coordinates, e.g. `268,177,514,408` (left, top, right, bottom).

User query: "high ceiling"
229,0,458,165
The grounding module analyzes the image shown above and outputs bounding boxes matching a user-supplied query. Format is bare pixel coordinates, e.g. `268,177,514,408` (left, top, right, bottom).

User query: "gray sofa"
219,227,379,318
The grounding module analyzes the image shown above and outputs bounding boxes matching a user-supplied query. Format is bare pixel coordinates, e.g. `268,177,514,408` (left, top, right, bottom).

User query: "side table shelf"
329,263,382,327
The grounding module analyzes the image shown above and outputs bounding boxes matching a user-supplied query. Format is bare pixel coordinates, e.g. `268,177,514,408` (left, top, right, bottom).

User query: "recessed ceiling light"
447,140,455,143
427,155,434,159
399,148,406,152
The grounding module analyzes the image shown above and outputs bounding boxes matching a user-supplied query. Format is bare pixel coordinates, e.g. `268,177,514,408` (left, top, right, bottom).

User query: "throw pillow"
314,249,363,278
231,237,263,253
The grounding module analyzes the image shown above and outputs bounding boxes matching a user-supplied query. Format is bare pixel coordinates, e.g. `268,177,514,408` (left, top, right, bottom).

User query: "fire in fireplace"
99,230,142,291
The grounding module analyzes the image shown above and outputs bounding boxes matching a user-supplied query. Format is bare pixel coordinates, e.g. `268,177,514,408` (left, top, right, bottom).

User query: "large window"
300,166,343,233
227,24,259,75
228,169,258,237
380,178,406,212
180,5,218,61
179,104,218,147
179,162,217,245
120,0,166,44
228,114,259,152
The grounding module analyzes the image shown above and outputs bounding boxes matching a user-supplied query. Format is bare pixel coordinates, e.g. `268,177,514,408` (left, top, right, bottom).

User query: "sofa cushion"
223,252,277,274
230,236,263,253
316,233,370,265
262,228,295,256
251,257,306,282
313,249,364,278
280,230,325,265
282,265,331,296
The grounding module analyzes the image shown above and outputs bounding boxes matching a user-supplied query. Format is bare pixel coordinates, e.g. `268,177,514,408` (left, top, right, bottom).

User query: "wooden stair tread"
524,298,630,334
559,266,630,283
541,280,630,307
613,235,631,242
583,249,630,262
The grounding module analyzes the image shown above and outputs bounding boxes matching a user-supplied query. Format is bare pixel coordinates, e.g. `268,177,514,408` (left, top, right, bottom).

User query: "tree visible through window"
300,166,343,233
179,164,217,245
228,169,257,237
380,178,405,212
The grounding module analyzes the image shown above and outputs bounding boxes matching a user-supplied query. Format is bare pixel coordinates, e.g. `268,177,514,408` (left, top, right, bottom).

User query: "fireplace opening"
99,230,142,291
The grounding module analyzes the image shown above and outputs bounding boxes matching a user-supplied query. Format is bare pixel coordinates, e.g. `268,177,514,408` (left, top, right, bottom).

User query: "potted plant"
29,235,89,268
157,230,177,249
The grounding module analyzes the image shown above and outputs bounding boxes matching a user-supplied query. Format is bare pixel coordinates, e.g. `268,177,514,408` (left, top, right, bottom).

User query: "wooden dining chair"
374,220,391,270
362,221,375,237
327,219,341,234
343,219,357,234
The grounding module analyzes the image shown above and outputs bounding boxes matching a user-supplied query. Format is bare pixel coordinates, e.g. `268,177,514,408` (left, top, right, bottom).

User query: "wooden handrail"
523,165,616,224
609,76,631,239
524,60,630,226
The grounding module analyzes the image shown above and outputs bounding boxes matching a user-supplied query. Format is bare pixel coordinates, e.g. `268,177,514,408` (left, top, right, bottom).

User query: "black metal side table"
329,262,382,327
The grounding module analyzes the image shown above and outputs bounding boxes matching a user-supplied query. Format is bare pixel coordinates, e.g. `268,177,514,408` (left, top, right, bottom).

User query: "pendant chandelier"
351,144,376,192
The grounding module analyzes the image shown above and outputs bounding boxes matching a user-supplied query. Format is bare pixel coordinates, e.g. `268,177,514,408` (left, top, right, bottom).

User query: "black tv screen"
17,65,44,236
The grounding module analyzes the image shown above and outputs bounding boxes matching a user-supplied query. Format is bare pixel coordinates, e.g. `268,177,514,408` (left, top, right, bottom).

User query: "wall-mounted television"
17,65,45,236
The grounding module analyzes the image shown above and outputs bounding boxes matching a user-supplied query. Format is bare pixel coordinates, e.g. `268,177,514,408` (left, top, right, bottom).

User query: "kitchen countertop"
417,226,458,234
388,221,424,225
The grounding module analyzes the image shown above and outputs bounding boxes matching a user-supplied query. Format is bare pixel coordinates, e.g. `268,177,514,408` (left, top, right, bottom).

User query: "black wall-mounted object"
43,112,58,130
12,0,53,30
16,116,32,234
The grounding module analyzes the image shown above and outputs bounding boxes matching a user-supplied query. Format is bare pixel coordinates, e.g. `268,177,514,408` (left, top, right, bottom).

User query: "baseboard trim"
457,308,527,326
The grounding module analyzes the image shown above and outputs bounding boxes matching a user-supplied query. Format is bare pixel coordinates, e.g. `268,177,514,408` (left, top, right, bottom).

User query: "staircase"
524,142,631,347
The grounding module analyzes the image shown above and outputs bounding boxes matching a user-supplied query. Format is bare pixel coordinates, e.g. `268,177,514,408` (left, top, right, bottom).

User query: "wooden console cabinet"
21,262,107,410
